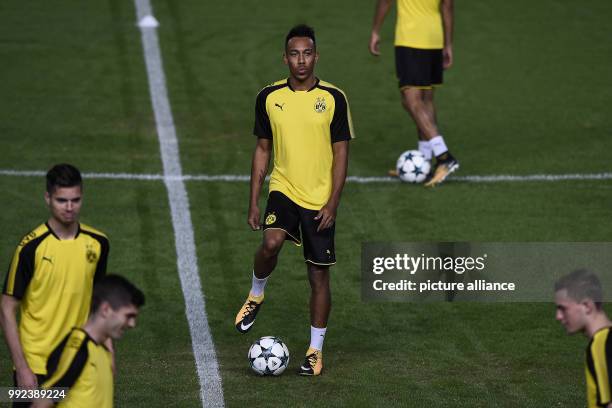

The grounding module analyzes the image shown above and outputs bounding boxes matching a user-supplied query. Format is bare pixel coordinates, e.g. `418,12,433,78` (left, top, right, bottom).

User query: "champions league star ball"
248,336,290,376
396,150,431,183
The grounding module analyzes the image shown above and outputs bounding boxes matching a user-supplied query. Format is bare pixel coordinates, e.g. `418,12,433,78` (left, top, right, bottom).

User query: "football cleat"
388,169,399,177
424,156,459,188
298,347,323,376
235,293,264,333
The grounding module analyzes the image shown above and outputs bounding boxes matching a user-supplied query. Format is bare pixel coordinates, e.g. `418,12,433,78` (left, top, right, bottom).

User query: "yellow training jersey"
42,328,113,408
395,0,444,49
3,223,109,374
253,78,354,210
586,327,612,408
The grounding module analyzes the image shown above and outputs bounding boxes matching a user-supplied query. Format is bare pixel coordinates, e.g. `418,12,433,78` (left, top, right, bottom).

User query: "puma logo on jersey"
275,103,285,111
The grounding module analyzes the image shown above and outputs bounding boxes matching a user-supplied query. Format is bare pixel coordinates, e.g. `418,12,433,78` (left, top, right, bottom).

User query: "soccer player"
554,269,612,408
369,0,459,187
235,24,353,376
33,275,144,408
0,164,109,406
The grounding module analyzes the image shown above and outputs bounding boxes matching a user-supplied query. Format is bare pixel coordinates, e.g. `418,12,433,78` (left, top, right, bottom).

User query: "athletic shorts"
12,371,46,407
395,46,443,89
263,191,336,266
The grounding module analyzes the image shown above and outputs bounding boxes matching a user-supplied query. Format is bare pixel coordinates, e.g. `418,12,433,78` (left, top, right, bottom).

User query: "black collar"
46,222,81,240
287,77,319,92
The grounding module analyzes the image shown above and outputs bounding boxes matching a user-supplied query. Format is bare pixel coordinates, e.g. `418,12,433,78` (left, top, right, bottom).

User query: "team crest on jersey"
314,97,326,113
265,213,277,225
86,246,98,263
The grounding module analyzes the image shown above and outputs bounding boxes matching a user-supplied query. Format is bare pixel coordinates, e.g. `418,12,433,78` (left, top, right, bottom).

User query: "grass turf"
1,0,611,406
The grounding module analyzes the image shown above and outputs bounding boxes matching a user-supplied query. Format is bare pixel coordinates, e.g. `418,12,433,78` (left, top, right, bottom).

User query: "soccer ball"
248,336,290,376
396,150,431,183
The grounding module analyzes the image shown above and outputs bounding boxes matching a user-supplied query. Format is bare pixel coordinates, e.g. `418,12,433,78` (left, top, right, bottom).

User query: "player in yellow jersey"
235,24,353,376
555,269,612,408
32,275,144,408
369,0,459,187
0,164,109,407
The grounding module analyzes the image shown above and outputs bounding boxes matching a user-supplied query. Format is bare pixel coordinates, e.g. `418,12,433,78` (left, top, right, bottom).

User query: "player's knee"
402,94,421,114
261,237,283,258
308,266,329,290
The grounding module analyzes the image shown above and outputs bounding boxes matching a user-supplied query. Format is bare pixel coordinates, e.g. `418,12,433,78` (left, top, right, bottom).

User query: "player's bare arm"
441,0,454,68
316,140,349,232
0,294,38,388
369,0,394,56
248,138,272,230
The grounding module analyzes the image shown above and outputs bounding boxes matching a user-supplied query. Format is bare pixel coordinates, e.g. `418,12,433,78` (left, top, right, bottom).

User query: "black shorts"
263,191,336,266
395,46,443,89
12,371,46,407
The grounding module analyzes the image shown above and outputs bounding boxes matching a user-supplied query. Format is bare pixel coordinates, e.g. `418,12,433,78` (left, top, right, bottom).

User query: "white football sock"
250,271,268,297
430,135,449,157
309,326,327,351
418,140,433,160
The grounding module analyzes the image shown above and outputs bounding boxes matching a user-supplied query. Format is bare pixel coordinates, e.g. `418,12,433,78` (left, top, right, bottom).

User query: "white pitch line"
134,1,224,407
2,169,612,184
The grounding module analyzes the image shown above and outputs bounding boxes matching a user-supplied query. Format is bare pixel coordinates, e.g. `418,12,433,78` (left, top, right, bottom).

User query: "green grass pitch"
1,0,612,406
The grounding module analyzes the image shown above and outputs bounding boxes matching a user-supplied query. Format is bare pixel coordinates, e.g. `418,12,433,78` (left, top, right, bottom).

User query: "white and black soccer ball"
396,150,431,183
248,336,290,376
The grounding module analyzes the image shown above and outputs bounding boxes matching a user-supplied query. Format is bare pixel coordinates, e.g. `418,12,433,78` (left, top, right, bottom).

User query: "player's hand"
314,203,337,232
248,206,261,231
369,31,381,56
16,366,38,389
443,44,453,69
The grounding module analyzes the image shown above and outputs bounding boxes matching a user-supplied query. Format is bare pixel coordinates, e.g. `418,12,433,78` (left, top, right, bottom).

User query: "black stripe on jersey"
604,332,612,405
586,341,598,403
2,231,51,299
586,329,612,406
253,82,289,139
80,228,110,283
315,84,352,143
45,222,60,240
287,77,319,92
44,329,89,389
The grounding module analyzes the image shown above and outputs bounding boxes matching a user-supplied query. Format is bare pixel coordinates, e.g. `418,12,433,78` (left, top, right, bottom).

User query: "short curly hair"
285,24,316,50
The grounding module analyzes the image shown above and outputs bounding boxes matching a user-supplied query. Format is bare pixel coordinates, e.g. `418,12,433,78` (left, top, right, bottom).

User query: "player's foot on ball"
424,156,459,188
388,169,399,177
298,347,323,376
235,293,264,333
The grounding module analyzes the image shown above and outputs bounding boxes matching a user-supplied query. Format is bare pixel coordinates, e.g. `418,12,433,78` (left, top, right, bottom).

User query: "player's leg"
422,52,459,187
417,132,433,162
388,87,436,177
253,228,286,280
419,90,435,161
408,87,458,186
307,263,331,331
297,207,335,376
395,46,439,141
298,263,330,376
235,192,301,333
400,87,439,140
394,47,458,185
390,46,437,176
